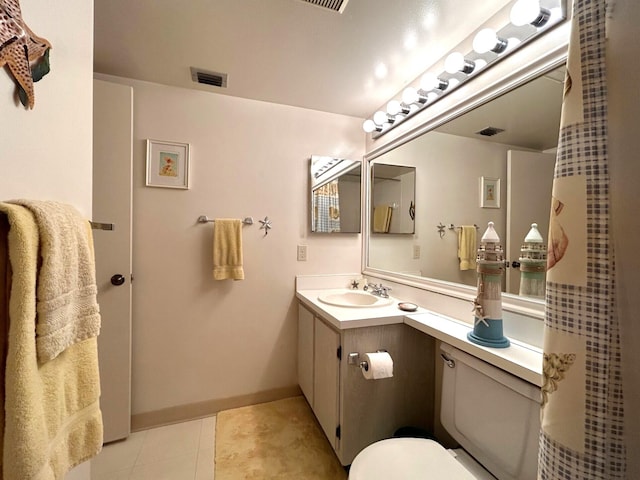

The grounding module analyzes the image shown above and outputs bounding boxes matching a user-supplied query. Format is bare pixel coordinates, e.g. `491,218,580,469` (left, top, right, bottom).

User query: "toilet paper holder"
348,349,388,372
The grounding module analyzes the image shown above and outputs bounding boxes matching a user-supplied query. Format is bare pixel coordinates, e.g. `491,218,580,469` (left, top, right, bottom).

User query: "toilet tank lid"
349,438,477,480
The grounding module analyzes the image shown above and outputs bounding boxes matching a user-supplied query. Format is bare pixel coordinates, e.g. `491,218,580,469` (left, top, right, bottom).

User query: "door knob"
110,274,126,286
511,261,521,268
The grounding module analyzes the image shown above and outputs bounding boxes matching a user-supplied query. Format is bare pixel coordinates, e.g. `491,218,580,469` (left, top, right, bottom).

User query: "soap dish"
398,302,418,312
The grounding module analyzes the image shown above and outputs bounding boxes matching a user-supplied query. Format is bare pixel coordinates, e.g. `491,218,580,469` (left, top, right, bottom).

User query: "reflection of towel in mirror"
213,219,244,280
458,226,477,270
373,205,392,233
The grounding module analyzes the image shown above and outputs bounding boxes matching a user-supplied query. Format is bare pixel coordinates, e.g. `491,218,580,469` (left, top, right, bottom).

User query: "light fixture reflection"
375,62,388,79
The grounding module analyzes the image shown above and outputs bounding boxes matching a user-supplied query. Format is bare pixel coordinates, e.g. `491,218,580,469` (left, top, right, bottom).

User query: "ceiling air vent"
298,0,350,13
476,126,505,137
190,67,228,88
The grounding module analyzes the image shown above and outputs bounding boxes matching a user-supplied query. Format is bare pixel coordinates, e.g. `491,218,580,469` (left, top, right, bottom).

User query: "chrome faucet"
369,283,392,298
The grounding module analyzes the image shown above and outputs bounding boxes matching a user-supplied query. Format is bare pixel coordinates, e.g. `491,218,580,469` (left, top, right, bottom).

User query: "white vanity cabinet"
297,302,435,466
297,304,315,403
298,304,340,448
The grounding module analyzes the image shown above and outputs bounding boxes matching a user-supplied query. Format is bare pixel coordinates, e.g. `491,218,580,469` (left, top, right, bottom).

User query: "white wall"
96,75,364,416
0,1,94,478
0,0,93,217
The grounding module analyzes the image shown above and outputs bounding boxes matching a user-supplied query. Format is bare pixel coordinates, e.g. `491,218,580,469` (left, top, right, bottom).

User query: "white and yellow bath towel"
213,218,245,280
0,203,103,480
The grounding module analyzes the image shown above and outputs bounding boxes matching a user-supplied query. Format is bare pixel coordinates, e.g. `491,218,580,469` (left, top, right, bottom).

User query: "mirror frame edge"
362,22,571,320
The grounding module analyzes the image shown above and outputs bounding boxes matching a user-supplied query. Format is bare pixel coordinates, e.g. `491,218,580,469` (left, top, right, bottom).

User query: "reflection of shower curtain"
538,1,626,478
313,181,340,232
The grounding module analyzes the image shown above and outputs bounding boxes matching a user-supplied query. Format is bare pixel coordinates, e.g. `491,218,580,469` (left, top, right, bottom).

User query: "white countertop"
296,288,543,387
296,289,425,330
404,312,543,387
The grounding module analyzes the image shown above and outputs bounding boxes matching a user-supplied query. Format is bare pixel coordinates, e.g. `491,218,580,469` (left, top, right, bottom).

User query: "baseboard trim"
131,385,302,432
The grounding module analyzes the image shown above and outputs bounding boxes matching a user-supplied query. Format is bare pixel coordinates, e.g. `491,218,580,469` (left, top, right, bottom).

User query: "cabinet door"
314,317,340,449
297,304,314,405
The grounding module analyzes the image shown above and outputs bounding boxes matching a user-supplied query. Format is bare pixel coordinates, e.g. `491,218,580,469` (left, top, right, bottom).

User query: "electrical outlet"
413,244,421,259
297,245,308,261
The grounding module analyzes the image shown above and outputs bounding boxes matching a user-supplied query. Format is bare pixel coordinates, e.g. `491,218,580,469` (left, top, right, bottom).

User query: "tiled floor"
91,416,216,480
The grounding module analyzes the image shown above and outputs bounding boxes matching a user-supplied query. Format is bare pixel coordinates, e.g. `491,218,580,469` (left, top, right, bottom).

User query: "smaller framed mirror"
310,155,362,233
371,163,416,234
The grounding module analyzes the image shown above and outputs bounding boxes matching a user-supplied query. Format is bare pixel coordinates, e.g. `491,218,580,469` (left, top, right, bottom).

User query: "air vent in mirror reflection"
476,126,505,137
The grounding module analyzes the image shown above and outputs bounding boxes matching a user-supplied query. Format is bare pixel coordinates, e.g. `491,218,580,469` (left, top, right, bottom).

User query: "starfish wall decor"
0,0,51,109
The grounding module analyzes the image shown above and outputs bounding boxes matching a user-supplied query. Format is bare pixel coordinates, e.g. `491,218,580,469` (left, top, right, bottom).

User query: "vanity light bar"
362,0,566,136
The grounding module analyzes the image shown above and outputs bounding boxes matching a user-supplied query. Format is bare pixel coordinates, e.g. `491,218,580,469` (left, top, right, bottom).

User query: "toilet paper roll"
361,351,393,380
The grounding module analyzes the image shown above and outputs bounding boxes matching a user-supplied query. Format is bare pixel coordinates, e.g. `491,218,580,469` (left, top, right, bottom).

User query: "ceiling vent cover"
190,67,228,88
476,126,505,137
299,0,349,13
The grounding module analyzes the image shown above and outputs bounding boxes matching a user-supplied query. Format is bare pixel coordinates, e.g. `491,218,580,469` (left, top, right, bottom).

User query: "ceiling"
93,0,512,119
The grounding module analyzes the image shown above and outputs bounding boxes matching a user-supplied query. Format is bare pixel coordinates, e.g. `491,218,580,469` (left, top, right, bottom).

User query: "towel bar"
197,216,254,225
90,221,114,231
448,223,478,230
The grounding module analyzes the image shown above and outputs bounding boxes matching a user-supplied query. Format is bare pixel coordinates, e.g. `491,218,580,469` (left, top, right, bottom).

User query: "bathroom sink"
317,291,394,308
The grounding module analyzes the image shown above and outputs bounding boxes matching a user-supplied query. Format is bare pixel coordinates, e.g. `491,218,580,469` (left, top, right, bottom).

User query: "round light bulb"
444,52,474,74
420,73,439,91
448,78,461,89
386,100,403,116
506,37,522,51
362,119,377,133
473,28,506,54
373,110,389,126
402,87,419,105
510,0,542,26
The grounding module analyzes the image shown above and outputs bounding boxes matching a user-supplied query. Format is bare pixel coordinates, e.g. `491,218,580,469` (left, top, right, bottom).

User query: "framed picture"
146,139,190,189
479,176,500,208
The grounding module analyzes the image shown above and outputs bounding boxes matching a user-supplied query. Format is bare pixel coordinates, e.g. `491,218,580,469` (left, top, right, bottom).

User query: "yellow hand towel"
458,225,477,271
0,203,103,480
213,219,245,280
9,199,101,363
373,205,392,233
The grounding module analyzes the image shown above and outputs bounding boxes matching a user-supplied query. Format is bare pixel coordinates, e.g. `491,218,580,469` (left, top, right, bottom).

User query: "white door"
93,80,133,443
506,150,556,295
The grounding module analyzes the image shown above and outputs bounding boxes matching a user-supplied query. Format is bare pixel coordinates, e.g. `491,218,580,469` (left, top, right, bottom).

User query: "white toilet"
349,342,541,480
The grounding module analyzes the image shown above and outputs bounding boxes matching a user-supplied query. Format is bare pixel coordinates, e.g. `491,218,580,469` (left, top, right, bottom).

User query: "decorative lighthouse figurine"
518,223,547,298
468,221,510,348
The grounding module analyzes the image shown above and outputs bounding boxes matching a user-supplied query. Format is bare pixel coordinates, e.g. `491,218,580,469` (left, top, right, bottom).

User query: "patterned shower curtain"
539,0,625,478
313,181,341,233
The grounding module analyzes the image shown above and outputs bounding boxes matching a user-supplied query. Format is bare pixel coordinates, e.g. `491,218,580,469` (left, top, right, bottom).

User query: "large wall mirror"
365,61,566,312
310,155,362,233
